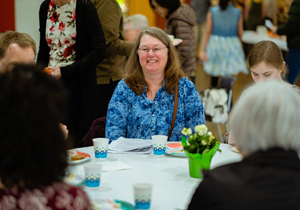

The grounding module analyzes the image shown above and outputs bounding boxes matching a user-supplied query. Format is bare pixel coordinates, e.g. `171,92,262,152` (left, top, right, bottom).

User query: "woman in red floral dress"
37,0,106,147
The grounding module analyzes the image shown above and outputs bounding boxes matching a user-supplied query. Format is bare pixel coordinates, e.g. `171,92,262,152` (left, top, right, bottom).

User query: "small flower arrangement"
182,124,221,154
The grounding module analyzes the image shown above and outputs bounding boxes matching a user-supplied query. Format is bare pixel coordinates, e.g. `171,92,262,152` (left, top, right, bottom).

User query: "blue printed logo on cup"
94,146,108,159
135,194,151,209
85,173,101,187
153,143,166,155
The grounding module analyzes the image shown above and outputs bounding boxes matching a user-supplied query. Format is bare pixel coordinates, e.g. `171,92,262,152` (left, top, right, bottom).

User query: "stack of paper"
108,137,153,154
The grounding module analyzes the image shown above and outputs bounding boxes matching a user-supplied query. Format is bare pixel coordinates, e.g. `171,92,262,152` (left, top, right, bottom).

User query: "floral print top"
106,77,206,142
46,0,77,68
0,182,92,210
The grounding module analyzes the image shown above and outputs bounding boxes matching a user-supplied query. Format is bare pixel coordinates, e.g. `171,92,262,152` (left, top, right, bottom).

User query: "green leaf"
202,148,210,154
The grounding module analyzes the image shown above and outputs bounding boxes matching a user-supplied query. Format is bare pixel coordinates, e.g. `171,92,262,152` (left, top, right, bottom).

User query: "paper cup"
133,183,153,210
167,34,174,42
93,138,109,160
152,135,167,156
84,163,102,188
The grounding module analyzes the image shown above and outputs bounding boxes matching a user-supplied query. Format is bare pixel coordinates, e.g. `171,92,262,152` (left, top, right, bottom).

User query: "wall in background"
0,0,15,32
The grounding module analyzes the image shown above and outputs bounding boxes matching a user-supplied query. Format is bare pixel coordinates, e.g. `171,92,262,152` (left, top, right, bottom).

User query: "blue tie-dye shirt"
105,77,205,142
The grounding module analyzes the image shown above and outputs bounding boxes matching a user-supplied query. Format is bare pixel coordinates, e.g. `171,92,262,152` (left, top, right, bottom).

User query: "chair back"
219,76,237,112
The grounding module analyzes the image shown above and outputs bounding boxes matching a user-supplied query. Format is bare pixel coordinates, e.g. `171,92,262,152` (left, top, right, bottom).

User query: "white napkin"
100,161,132,172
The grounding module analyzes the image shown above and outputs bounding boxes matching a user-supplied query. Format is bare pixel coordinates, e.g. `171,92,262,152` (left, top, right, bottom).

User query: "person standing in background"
190,0,210,62
271,0,300,85
37,0,106,147
244,0,266,30
124,14,149,42
149,0,197,82
264,0,278,26
91,0,134,118
200,0,248,87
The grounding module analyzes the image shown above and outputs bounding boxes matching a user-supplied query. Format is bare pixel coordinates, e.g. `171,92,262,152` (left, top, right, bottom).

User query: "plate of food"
68,150,91,164
172,38,183,46
231,146,240,153
91,198,134,210
166,142,186,157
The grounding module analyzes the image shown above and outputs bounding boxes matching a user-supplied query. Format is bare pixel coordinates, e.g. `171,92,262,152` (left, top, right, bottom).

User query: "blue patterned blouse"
105,77,205,142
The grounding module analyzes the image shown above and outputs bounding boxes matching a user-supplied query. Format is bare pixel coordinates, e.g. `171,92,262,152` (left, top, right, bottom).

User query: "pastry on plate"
71,155,85,161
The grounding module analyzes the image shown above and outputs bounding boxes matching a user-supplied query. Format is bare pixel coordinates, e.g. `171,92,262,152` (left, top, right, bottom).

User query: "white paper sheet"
108,137,153,154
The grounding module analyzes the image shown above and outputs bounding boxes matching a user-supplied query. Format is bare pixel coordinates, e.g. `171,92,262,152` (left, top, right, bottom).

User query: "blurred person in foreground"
0,31,36,72
188,80,300,210
270,0,300,84
149,0,196,79
0,65,92,209
105,27,205,142
91,0,135,118
124,14,149,42
37,0,106,147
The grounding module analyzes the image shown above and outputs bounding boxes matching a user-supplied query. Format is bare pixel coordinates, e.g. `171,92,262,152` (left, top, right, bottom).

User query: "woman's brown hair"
124,27,185,95
247,40,287,78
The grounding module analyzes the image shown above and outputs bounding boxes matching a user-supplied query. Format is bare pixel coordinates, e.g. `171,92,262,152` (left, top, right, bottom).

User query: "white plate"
68,150,91,164
166,142,186,157
172,38,183,46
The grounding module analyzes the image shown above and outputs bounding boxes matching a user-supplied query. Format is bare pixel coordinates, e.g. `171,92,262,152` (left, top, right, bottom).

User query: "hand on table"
46,66,61,80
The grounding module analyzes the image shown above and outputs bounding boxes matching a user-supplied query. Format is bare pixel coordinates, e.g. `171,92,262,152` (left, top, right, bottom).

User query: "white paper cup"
84,163,102,188
133,183,153,210
152,135,168,156
93,138,109,160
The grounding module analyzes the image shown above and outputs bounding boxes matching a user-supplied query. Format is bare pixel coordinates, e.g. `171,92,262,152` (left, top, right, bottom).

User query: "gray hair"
124,14,149,31
229,80,300,153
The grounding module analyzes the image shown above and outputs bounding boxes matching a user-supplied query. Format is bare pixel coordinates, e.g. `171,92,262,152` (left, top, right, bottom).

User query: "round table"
68,143,242,210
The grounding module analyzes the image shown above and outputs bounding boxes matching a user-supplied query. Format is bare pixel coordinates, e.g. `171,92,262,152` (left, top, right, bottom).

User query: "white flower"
201,140,207,145
195,124,208,136
207,132,212,137
181,128,189,135
187,128,192,135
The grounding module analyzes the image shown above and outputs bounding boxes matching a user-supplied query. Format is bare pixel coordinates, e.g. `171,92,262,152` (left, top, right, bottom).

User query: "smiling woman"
105,27,206,142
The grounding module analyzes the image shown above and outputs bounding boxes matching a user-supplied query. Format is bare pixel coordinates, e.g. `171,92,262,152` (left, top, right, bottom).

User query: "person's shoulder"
292,84,300,94
179,76,195,88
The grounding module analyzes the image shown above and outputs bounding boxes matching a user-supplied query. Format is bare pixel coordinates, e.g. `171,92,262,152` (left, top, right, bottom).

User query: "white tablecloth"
68,144,242,210
242,30,288,51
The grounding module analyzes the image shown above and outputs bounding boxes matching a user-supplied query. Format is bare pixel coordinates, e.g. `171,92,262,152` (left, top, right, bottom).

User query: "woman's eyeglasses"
138,46,167,54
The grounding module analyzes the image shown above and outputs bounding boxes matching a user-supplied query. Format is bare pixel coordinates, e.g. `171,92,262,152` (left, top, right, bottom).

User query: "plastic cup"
133,183,153,210
152,135,168,156
93,138,109,160
84,163,102,188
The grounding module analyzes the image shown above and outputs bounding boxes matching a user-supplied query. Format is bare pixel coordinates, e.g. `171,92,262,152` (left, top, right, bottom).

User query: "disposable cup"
152,135,168,156
167,34,174,42
93,138,109,160
133,183,153,210
84,163,102,188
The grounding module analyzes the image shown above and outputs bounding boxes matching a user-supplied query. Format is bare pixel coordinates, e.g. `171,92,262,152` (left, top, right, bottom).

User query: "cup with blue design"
152,135,168,157
84,163,102,189
93,138,109,160
133,183,153,210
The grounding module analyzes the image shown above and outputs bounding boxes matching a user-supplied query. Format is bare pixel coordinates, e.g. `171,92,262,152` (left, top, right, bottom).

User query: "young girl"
200,0,248,87
227,40,300,144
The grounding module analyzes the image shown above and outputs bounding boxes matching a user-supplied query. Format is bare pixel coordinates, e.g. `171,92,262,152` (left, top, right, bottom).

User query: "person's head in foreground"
0,31,36,72
124,14,149,42
188,80,300,210
0,64,67,190
149,0,181,18
247,40,287,82
230,80,300,156
125,26,185,95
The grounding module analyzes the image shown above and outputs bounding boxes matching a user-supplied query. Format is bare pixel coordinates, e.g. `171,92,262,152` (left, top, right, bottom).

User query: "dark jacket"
188,148,300,210
277,0,300,49
91,0,134,85
165,4,197,77
37,0,106,146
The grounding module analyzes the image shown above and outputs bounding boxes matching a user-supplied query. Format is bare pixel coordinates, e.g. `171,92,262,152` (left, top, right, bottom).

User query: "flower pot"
181,136,220,178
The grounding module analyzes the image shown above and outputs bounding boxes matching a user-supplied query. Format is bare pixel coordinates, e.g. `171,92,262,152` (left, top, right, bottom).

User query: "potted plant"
181,124,221,178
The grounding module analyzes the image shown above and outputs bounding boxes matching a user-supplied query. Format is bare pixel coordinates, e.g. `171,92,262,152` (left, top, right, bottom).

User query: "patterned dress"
106,77,206,142
204,4,248,77
0,182,92,210
46,0,77,67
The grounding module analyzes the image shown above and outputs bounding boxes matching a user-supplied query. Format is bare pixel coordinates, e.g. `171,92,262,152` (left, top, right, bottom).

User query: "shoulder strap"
168,80,178,141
